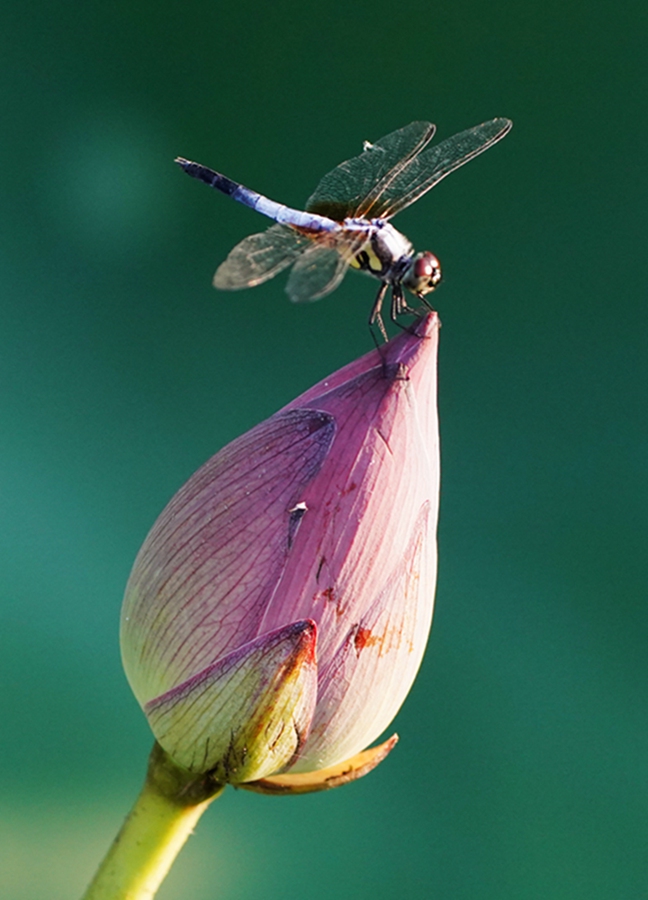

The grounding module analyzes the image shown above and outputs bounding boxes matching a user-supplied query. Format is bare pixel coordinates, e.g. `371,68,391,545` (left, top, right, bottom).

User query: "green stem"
82,743,225,900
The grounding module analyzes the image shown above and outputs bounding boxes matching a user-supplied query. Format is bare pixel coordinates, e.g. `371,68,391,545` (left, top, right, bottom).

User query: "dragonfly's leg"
381,287,412,337
392,285,421,322
390,285,409,320
369,282,389,343
391,286,403,319
416,292,436,312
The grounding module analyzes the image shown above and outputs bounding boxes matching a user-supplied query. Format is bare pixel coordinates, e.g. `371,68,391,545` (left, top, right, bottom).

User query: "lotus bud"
121,313,440,791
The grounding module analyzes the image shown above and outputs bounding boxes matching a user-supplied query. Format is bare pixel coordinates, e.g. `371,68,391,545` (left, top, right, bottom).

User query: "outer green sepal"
144,620,317,783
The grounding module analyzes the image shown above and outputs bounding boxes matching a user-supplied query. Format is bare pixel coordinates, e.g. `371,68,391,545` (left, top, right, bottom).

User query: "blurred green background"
2,0,647,897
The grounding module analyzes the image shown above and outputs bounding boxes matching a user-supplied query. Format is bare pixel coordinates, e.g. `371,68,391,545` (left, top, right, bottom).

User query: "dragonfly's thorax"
345,219,414,283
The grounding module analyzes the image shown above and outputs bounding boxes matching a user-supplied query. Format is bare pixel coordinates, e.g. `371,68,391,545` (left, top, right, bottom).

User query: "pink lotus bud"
121,313,440,790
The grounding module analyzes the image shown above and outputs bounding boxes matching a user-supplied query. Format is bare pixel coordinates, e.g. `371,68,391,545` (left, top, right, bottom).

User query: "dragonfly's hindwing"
214,224,311,290
286,245,349,304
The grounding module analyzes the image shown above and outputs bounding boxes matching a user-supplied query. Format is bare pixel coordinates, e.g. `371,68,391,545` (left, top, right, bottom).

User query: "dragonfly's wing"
286,244,350,304
305,122,437,221
213,223,312,290
365,118,513,220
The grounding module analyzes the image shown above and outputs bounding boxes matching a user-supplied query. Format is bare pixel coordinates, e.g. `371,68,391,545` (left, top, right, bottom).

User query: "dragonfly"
176,117,512,339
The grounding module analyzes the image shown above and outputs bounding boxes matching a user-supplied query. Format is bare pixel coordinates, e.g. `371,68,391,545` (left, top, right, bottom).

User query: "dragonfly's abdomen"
175,158,337,233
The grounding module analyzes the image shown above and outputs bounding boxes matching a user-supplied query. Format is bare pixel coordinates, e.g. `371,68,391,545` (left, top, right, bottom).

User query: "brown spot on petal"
314,584,348,618
351,622,411,658
353,625,380,656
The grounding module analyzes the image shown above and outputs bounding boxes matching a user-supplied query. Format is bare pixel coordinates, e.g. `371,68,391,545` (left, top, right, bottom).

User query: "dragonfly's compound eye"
403,252,442,295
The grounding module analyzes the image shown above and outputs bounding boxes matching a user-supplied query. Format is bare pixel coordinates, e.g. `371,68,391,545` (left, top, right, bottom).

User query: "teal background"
1,0,647,897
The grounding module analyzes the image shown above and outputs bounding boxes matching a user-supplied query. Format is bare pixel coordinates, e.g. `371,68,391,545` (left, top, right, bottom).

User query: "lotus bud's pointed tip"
239,734,399,795
376,311,439,386
405,309,441,341
414,309,441,337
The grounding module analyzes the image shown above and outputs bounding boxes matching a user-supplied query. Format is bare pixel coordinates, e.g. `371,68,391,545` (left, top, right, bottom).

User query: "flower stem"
82,743,225,900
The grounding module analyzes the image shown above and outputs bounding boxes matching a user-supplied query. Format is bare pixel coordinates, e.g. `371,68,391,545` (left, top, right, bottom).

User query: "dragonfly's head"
402,251,442,297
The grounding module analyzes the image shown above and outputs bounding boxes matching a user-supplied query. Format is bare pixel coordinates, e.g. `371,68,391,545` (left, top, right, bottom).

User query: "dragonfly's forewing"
286,244,350,304
365,118,513,220
305,122,436,221
214,223,311,290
